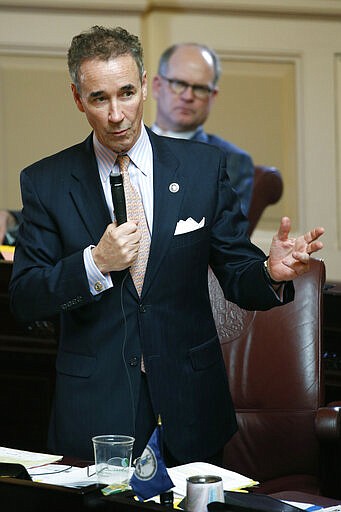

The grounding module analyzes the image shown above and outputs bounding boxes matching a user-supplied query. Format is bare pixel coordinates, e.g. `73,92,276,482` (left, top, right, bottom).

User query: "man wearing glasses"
151,43,254,216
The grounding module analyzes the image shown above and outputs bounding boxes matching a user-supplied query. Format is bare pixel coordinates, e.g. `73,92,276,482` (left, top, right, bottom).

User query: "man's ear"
141,71,148,101
151,75,162,100
71,83,85,113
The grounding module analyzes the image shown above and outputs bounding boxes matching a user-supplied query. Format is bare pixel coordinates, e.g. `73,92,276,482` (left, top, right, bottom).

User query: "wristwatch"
263,259,286,285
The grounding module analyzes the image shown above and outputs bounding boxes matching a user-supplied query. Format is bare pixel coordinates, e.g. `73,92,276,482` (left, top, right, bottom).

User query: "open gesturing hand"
266,217,325,283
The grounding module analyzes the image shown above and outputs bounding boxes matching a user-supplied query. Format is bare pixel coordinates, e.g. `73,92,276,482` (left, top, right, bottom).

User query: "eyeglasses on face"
159,74,215,99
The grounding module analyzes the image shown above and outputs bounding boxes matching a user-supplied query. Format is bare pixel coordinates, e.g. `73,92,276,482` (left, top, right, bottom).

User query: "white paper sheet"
29,464,98,487
0,446,63,469
167,461,258,497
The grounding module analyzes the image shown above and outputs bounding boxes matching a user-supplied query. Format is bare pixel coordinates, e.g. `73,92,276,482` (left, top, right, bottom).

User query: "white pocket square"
174,216,205,235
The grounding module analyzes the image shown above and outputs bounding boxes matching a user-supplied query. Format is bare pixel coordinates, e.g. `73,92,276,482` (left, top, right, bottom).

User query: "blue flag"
130,425,174,501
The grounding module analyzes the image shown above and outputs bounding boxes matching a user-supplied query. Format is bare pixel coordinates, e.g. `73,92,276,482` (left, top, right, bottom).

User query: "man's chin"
105,133,135,153
174,120,197,132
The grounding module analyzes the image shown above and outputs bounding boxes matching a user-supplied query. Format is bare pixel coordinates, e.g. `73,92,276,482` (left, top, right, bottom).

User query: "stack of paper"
29,464,99,487
0,446,63,469
168,461,258,497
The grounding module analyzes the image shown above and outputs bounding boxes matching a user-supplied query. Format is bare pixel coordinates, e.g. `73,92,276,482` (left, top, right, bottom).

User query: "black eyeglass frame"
159,74,216,99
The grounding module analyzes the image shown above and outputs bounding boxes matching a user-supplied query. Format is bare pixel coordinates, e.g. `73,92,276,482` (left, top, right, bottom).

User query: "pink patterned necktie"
117,155,150,296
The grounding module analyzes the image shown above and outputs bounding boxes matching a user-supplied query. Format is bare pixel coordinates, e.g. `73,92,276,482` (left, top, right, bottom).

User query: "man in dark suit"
151,43,254,215
9,26,324,464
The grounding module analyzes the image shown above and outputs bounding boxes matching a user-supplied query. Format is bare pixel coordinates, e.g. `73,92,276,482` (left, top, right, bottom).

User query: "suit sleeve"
10,210,23,225
209,153,294,310
9,170,94,323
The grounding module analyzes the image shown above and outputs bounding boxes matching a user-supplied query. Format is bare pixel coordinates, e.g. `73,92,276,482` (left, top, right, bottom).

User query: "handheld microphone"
110,169,127,225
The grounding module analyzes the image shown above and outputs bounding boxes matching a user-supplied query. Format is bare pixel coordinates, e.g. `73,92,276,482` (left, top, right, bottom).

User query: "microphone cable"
110,160,138,438
119,269,137,439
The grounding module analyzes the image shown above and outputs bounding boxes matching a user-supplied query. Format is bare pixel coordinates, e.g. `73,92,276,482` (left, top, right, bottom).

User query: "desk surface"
0,477,172,511
2,461,341,512
271,491,341,508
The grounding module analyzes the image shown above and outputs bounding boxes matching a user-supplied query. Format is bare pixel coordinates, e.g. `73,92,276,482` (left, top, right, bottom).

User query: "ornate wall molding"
0,1,148,16
1,0,341,18
152,0,341,18
0,0,341,19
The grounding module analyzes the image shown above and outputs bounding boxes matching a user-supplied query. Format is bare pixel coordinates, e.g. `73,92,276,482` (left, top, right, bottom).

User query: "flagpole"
158,413,174,508
157,414,163,457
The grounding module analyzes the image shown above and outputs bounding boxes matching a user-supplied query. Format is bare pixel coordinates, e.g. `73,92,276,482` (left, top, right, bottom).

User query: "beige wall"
0,0,340,279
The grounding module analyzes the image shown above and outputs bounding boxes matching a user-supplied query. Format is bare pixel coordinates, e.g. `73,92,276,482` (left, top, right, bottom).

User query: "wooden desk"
1,478,340,512
0,261,58,452
0,478,176,511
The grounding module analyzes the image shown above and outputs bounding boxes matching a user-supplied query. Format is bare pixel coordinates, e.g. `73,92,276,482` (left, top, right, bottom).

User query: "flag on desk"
130,422,174,501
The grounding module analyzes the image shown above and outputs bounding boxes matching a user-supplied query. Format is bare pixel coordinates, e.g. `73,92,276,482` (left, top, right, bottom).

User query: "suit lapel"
69,135,111,244
67,132,187,299
141,132,186,297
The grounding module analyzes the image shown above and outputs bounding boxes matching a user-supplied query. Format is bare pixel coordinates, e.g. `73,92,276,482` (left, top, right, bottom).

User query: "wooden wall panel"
334,54,341,250
0,55,89,208
204,57,297,232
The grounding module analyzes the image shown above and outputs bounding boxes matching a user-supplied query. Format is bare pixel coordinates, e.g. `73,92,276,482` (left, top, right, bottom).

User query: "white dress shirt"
84,124,153,295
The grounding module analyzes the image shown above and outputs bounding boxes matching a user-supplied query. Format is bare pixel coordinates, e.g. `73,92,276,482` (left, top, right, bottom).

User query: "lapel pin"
169,182,180,193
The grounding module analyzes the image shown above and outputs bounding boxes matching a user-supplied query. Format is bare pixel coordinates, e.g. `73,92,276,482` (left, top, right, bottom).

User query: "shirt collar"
93,133,116,183
128,124,152,177
93,124,152,183
151,123,196,140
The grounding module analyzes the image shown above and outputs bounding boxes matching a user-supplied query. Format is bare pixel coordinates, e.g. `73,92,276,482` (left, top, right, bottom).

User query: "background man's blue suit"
10,129,294,461
192,126,254,215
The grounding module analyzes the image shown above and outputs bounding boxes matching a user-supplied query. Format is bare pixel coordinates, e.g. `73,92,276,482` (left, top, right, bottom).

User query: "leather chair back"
208,259,326,493
248,166,283,235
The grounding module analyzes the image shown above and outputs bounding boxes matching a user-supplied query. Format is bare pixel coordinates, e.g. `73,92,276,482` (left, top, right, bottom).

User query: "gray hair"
67,25,144,91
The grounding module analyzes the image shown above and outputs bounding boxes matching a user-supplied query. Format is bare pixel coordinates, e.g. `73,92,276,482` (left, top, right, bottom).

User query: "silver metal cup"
186,475,224,512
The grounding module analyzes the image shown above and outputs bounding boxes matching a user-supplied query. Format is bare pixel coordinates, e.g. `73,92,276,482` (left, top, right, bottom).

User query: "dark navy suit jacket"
9,128,294,461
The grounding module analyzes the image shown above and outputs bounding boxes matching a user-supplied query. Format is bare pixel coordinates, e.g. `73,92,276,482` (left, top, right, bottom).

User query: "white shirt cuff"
83,245,113,295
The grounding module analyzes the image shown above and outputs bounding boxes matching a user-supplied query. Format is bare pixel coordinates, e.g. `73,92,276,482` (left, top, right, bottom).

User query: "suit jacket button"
129,357,138,367
139,304,146,313
94,281,104,292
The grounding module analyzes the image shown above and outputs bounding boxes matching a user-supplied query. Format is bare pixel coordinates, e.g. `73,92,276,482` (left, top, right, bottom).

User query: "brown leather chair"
248,166,283,235
208,259,341,499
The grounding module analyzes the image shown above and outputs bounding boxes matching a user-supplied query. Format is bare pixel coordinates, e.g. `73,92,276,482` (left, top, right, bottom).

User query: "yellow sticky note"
0,245,15,262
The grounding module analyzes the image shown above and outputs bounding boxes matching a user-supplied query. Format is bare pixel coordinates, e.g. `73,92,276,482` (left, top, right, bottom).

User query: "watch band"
263,259,286,285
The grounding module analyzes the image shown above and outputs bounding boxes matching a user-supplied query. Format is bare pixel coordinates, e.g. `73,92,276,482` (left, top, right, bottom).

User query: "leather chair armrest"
316,402,341,499
315,404,341,441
